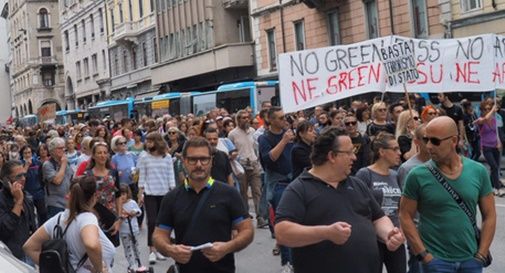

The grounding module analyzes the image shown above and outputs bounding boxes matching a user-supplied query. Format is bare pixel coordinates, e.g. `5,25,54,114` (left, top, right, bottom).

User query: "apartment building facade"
450,0,505,37
0,0,13,122
7,0,64,117
60,0,110,110
251,0,447,79
150,0,255,92
106,0,157,99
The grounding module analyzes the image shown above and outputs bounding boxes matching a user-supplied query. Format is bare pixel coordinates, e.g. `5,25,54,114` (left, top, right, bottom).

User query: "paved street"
112,197,505,273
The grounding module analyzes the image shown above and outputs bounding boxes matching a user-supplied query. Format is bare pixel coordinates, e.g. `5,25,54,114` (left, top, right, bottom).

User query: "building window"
153,38,158,63
39,8,49,28
92,54,98,75
128,0,133,21
102,50,107,71
64,30,70,51
98,8,104,33
266,28,276,71
110,9,115,32
123,50,128,73
132,46,137,70
461,0,482,12
42,70,54,86
82,19,86,43
150,0,154,12
113,52,119,75
411,0,428,38
364,0,378,38
90,14,95,38
119,3,124,23
83,58,89,78
74,24,79,46
76,61,81,80
327,10,340,46
40,40,51,57
294,20,305,51
142,42,148,66
139,0,144,17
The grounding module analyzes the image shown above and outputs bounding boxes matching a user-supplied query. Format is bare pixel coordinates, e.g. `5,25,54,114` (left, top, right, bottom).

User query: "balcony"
112,13,155,45
39,56,58,67
151,42,254,85
223,0,247,9
111,66,151,91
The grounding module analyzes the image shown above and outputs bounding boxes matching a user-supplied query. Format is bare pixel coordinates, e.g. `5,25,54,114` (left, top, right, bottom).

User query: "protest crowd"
0,91,498,273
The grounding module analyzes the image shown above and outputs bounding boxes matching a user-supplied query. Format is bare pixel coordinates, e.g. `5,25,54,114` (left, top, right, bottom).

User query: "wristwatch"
416,250,429,261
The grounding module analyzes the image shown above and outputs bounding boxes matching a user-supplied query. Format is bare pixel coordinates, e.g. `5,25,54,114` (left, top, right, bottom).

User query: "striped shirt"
137,152,176,196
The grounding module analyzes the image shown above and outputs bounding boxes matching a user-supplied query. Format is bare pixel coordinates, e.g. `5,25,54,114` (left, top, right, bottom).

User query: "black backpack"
39,214,87,273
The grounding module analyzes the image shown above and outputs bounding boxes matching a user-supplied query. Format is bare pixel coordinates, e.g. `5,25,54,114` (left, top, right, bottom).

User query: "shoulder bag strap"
180,186,212,243
424,162,480,239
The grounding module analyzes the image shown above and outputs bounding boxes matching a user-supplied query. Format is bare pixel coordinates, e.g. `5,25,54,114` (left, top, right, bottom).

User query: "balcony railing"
112,13,155,43
223,0,248,9
40,56,57,65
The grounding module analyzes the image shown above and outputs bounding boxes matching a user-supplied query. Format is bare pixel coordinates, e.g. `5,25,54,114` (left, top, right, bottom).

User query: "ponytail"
67,176,97,224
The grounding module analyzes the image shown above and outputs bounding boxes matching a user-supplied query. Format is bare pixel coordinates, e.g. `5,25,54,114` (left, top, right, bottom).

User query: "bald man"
399,116,496,273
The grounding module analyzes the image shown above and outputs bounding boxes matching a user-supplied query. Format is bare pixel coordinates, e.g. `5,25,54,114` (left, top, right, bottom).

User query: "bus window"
193,93,216,116
216,89,250,113
111,105,128,121
256,86,277,111
180,95,192,115
169,98,181,116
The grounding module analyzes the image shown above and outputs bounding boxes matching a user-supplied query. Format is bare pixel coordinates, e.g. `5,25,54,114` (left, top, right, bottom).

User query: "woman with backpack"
23,175,115,273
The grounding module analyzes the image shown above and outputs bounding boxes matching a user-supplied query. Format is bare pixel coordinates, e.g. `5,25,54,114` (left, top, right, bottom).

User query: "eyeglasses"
334,150,354,156
377,108,387,112
167,131,178,135
384,146,401,152
11,172,27,181
185,156,212,165
345,121,357,126
117,142,127,145
422,136,455,146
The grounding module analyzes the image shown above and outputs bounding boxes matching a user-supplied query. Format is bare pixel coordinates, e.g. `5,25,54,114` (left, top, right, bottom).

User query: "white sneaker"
149,252,157,264
155,251,167,261
498,188,505,197
493,189,499,196
281,263,294,273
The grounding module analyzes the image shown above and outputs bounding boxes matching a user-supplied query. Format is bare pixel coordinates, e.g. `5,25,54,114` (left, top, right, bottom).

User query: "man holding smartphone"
0,160,36,262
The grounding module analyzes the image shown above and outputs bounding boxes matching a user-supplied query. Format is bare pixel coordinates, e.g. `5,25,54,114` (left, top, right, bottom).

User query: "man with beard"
274,127,405,273
204,127,234,186
153,137,254,273
228,110,265,226
137,132,176,264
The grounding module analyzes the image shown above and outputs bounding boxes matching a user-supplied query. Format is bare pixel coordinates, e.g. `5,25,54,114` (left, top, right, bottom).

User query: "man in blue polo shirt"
153,137,254,273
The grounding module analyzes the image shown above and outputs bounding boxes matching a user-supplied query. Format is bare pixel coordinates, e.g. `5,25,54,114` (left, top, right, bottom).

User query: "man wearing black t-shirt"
153,137,253,273
438,93,466,148
274,127,405,273
344,115,371,175
205,128,234,185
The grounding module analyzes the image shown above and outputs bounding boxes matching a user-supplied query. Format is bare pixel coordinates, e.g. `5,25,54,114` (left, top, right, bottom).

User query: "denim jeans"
421,257,483,273
271,182,292,266
482,146,502,189
47,205,65,219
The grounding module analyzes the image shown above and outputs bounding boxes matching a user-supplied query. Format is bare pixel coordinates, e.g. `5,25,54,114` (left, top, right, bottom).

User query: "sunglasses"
185,156,212,165
422,135,455,146
11,172,27,181
345,121,357,126
168,131,178,135
117,142,127,145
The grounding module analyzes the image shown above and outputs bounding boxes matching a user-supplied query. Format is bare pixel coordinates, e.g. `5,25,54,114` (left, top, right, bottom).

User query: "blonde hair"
371,102,387,120
395,110,419,140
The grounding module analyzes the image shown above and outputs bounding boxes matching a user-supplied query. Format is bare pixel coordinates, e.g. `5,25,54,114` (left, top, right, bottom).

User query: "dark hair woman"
355,132,404,273
20,145,47,224
86,141,122,246
291,121,316,179
23,176,116,273
37,143,50,163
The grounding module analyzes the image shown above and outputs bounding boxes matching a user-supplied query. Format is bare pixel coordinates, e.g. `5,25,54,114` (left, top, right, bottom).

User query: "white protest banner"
278,37,389,113
279,34,500,113
38,103,56,122
379,41,419,87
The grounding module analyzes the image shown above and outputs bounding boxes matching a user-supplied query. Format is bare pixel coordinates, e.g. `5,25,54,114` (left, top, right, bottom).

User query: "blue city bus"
88,98,135,121
18,114,38,127
133,92,201,118
55,109,87,125
191,81,279,116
